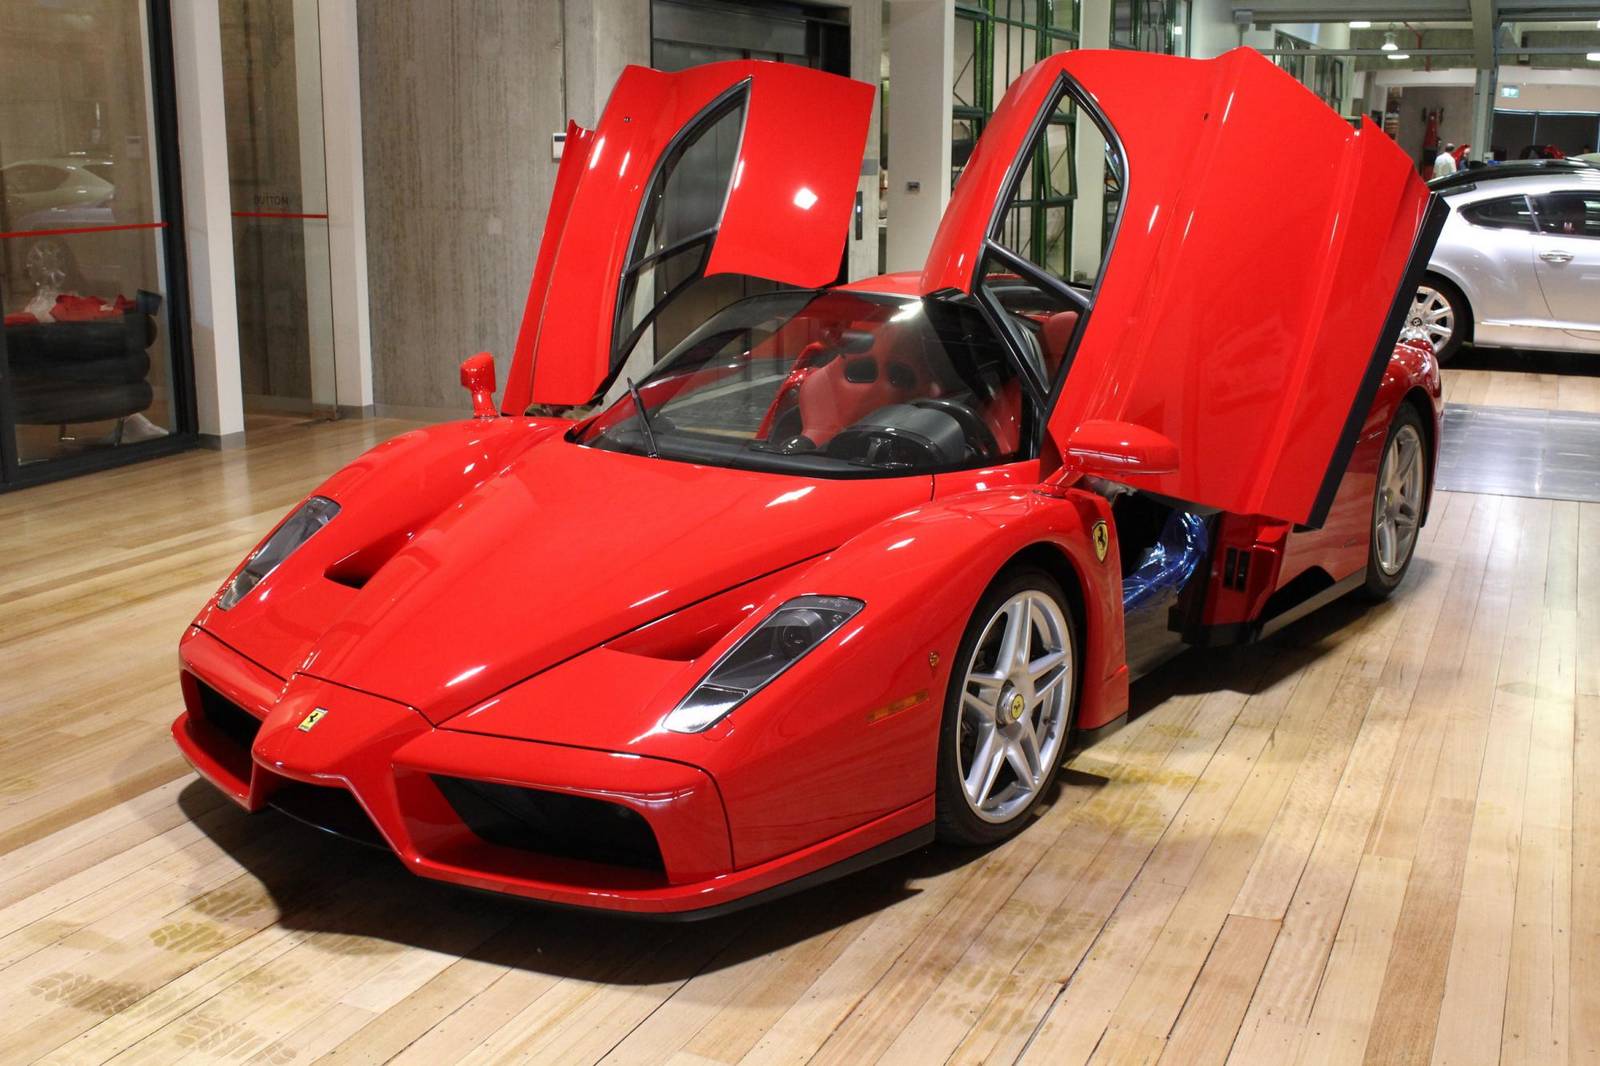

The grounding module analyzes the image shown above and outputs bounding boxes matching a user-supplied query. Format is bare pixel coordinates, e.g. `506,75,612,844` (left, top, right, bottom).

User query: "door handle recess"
1539,250,1574,263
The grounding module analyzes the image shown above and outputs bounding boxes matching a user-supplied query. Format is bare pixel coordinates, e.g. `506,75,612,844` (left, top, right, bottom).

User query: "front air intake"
193,679,264,751
431,776,665,873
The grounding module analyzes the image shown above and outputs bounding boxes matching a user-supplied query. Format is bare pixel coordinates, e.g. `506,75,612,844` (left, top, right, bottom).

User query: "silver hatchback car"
1417,160,1600,362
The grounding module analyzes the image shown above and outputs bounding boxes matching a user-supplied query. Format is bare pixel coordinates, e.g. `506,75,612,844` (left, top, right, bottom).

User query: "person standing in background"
1433,142,1458,178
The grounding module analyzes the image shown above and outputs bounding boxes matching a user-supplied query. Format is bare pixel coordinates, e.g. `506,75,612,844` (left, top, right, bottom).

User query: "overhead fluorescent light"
1388,52,1411,60
1382,31,1398,51
1589,52,1600,61
1350,20,1372,29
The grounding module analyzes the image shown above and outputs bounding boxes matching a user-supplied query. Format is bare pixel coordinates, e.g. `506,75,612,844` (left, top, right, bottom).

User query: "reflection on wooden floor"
3,421,1599,1064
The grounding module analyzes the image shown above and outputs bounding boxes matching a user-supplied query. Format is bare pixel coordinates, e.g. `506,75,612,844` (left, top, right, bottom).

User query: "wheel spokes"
964,724,1005,805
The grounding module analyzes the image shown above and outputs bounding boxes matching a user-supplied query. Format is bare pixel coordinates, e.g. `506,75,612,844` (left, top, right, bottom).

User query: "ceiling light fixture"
1350,20,1372,29
1588,51,1600,61
1382,31,1399,51
1388,52,1411,60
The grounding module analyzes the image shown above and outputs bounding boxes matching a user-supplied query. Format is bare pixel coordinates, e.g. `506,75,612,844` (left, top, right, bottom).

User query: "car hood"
203,437,929,723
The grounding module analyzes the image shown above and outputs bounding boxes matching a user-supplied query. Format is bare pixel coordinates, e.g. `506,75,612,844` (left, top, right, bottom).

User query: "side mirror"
459,352,498,419
1064,419,1178,478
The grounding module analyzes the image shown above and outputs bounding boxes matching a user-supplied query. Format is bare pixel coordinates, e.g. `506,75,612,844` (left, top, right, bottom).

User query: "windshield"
574,289,1034,476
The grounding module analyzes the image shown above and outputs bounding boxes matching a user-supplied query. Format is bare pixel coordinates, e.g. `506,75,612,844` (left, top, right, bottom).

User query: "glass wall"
0,0,191,484
953,2,1080,275
221,0,337,419
1110,1,1190,55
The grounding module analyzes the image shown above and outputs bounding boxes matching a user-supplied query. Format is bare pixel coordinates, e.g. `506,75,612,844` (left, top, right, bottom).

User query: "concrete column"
885,0,953,274
1471,66,1498,165
169,0,244,447
562,0,650,128
318,0,375,417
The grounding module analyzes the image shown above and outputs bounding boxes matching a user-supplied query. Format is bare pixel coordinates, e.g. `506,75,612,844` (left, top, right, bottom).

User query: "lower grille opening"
194,679,264,750
268,781,388,850
188,678,262,783
431,776,666,873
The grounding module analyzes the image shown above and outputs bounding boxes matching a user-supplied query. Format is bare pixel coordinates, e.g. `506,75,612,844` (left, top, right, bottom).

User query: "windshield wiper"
626,377,659,458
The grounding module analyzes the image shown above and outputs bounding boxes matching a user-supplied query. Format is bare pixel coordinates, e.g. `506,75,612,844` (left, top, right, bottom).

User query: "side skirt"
1188,569,1366,649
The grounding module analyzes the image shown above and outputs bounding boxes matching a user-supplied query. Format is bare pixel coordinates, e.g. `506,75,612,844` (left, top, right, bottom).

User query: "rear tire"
1411,278,1468,364
935,567,1077,847
1364,404,1429,599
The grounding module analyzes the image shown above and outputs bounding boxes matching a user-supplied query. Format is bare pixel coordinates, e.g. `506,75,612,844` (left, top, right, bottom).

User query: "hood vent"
325,529,417,591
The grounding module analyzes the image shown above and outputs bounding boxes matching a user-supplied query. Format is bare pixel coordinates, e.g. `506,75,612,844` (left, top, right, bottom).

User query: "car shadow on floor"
175,779,995,983
1450,345,1598,376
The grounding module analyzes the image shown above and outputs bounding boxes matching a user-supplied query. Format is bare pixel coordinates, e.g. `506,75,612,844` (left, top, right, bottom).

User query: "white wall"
1189,0,1241,59
884,0,953,274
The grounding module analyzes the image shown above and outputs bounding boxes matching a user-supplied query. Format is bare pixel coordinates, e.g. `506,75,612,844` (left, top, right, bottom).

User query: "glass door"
221,0,337,421
0,0,194,484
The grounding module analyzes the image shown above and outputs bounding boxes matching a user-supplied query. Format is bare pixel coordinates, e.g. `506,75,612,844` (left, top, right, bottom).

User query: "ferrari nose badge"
297,708,328,733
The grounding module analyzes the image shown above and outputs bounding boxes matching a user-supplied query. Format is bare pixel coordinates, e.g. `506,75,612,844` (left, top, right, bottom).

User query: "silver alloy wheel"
1409,285,1455,351
1375,422,1424,577
957,590,1073,823
24,239,72,290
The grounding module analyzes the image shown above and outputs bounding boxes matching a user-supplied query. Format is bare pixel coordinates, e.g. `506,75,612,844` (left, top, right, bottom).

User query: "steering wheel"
825,425,944,469
911,398,999,460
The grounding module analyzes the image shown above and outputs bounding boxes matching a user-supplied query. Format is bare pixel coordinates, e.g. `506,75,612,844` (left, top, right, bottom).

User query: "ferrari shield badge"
1092,521,1110,563
297,708,328,733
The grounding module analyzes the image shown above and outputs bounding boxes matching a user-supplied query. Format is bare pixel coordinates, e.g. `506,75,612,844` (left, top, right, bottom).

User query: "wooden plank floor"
1442,351,1600,413
3,418,1599,1064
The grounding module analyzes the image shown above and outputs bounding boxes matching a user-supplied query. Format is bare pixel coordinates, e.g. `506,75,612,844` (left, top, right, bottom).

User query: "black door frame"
0,0,199,492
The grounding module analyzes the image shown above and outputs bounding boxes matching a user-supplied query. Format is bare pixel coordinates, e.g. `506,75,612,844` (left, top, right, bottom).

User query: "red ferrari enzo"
172,48,1444,916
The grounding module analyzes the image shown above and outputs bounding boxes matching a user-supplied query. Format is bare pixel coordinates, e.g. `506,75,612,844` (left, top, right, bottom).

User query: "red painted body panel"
172,54,1440,916
924,48,1433,529
502,61,872,411
199,438,930,722
1200,337,1442,629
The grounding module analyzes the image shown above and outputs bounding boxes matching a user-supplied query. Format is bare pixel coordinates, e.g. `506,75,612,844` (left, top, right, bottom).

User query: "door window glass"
614,87,749,363
1534,193,1600,239
1460,195,1536,231
979,76,1123,397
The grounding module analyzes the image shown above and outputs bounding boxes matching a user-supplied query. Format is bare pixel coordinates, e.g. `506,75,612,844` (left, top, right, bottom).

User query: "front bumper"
173,627,929,916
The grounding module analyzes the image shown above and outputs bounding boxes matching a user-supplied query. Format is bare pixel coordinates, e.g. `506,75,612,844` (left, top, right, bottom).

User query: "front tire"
935,567,1077,847
1364,404,1428,599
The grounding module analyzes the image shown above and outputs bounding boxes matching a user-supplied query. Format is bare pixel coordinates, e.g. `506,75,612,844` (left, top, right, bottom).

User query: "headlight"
217,496,340,610
663,594,863,733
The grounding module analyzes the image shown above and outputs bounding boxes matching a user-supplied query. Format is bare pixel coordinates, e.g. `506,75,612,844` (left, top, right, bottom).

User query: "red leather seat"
1040,310,1079,378
976,310,1078,456
795,342,931,446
